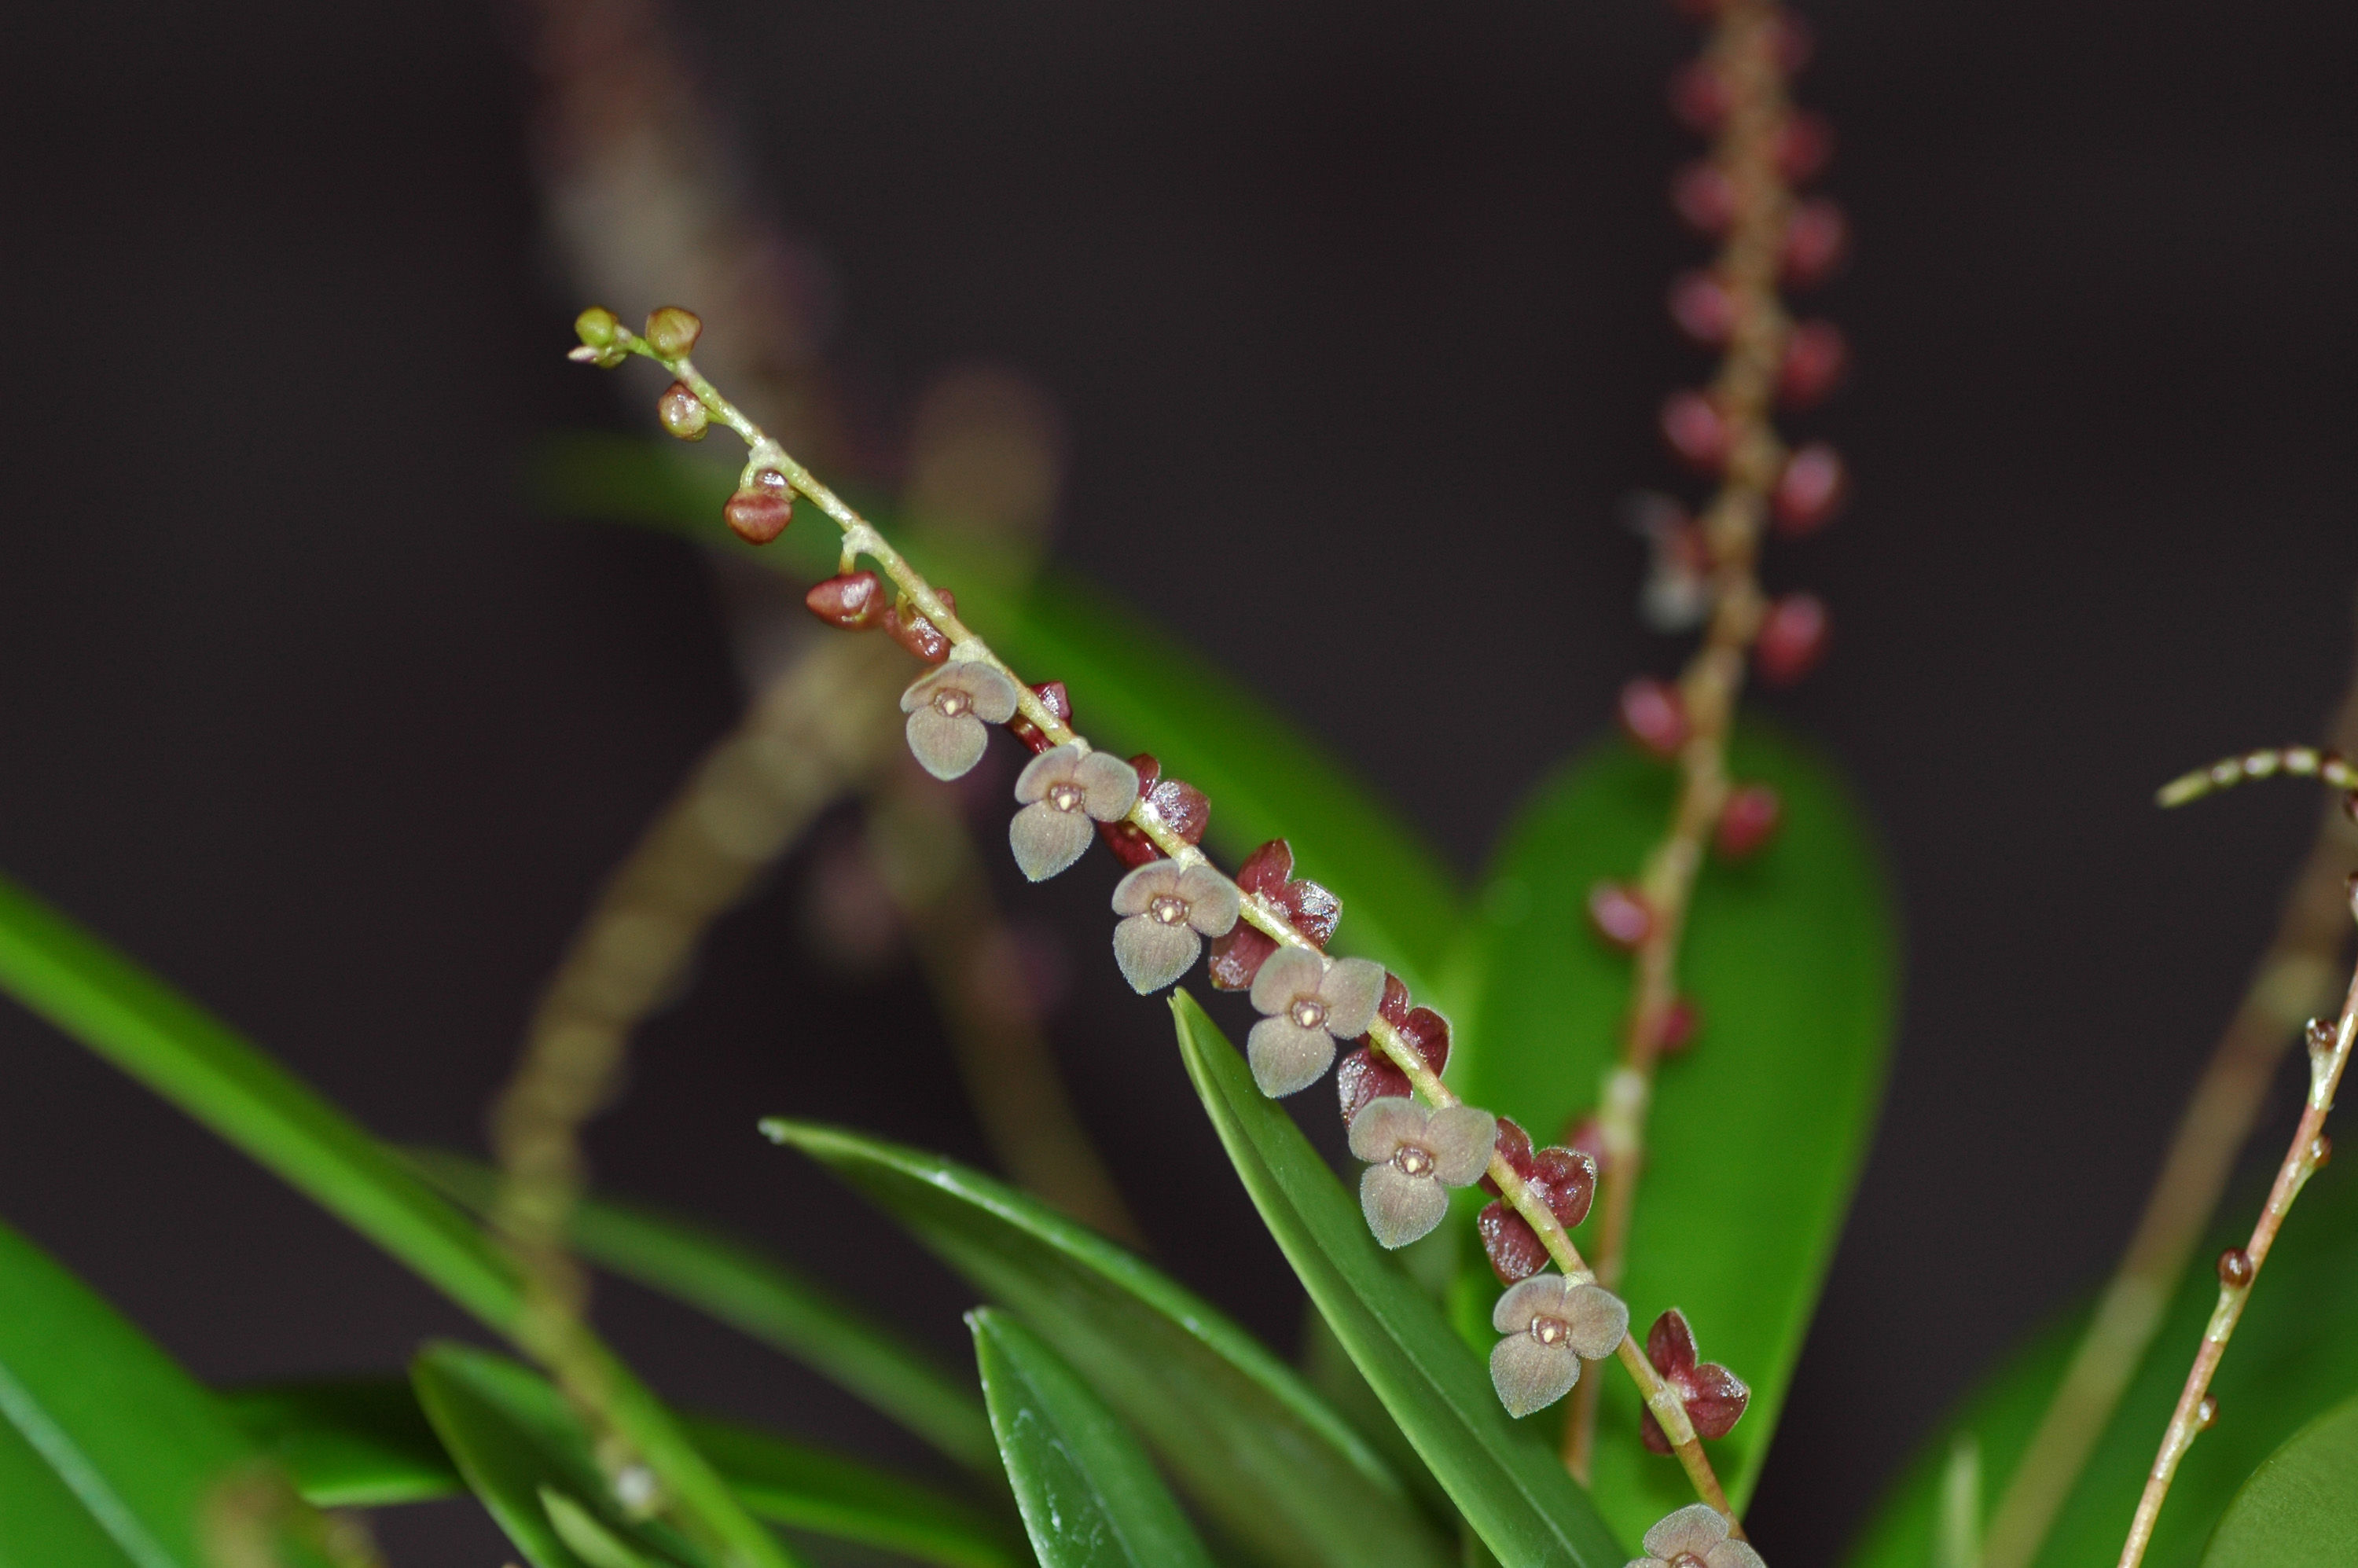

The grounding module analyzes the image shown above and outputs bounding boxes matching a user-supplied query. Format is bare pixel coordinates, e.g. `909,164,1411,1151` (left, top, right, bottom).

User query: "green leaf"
408,1148,997,1474
1848,1161,2358,1568
968,1308,1218,1568
1170,993,1625,1568
0,871,794,1568
0,1216,323,1568
529,432,1465,995
1451,725,1897,1541
760,1118,1449,1568
2202,1389,2358,1566
411,1343,716,1568
221,1379,460,1507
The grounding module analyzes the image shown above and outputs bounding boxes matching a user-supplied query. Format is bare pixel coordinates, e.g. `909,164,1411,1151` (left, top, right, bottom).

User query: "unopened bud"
1589,883,1653,949
1007,681,1074,755
1716,783,1783,858
1777,110,1835,183
575,307,622,349
1755,593,1829,685
805,571,884,630
1658,997,1701,1054
1667,61,1730,134
2195,1394,2218,1430
2313,1133,2334,1169
1772,442,1848,535
2217,1247,2254,1289
658,381,709,442
1671,161,1736,236
1620,678,1690,757
1782,198,1850,289
1660,390,1732,472
1668,270,1736,347
2308,1016,2338,1052
644,306,703,358
1777,321,1849,409
882,589,957,663
723,487,793,545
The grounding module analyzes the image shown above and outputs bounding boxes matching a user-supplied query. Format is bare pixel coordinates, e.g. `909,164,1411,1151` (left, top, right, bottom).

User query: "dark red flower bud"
2315,1133,2334,1168
1479,1118,1537,1198
1781,197,1849,289
644,306,704,358
657,380,709,441
1660,390,1732,472
805,571,885,630
1755,593,1828,685
1667,270,1737,347
1640,1307,1751,1452
2217,1247,2255,1289
1667,61,1730,134
1336,1046,1412,1124
1006,681,1073,755
1589,883,1654,949
881,589,957,663
1096,755,1209,868
1236,839,1295,898
1658,996,1702,1054
1772,442,1847,536
1671,161,1736,236
1776,110,1835,183
1528,1146,1598,1228
1621,677,1690,758
1207,924,1278,990
1478,1201,1549,1283
1716,783,1783,859
1777,320,1849,409
1376,970,1412,1027
1229,838,1339,946
723,488,792,545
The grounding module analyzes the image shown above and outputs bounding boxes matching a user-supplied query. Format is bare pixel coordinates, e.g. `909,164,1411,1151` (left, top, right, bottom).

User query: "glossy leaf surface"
1171,993,1624,1568
970,1308,1218,1568
1453,727,1896,1540
2202,1389,2358,1566
763,1118,1448,1568
410,1148,997,1474
1849,1162,2358,1568
530,432,1464,993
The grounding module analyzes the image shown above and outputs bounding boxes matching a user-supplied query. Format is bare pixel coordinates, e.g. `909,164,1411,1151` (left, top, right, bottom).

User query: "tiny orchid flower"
1008,744,1140,880
1109,861,1240,993
1346,1097,1497,1248
900,662,1020,780
1639,1308,1751,1453
1489,1273,1629,1418
1625,1504,1765,1568
1245,947,1384,1097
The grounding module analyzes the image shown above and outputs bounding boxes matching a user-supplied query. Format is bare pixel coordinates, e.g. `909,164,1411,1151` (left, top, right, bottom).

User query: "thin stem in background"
1570,0,1798,1482
1983,614,2358,1568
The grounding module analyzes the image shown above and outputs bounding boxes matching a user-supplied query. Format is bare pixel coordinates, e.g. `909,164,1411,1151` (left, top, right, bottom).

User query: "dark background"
2,0,2353,1561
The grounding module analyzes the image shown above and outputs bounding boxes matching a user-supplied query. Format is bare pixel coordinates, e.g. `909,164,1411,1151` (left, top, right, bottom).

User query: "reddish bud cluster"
881,590,957,663
1772,442,1846,535
1754,593,1828,685
1667,270,1736,347
1660,390,1732,472
1777,320,1849,409
1209,839,1339,989
1005,681,1074,755
1639,1308,1750,1452
1096,755,1209,868
1715,783,1783,858
1335,975,1453,1121
657,380,709,442
644,306,703,358
724,470,794,544
1476,1118,1598,1282
805,571,885,630
1589,883,1654,949
1781,198,1849,289
1621,678,1690,758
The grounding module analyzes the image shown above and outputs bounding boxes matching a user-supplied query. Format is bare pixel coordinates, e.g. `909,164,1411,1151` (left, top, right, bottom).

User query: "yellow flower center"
1289,997,1327,1031
1530,1314,1568,1347
1149,894,1190,926
1049,782,1084,813
1394,1145,1433,1177
932,689,972,718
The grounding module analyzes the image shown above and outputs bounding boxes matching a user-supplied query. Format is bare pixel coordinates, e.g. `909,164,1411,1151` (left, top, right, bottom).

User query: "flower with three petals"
1346,1096,1497,1248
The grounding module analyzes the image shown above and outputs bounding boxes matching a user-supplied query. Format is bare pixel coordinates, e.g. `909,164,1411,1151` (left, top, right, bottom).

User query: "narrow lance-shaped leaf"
1452,725,1896,1543
408,1148,997,1475
1170,992,1625,1568
762,1118,1452,1568
969,1308,1218,1568
221,1379,460,1508
2200,1388,2358,1566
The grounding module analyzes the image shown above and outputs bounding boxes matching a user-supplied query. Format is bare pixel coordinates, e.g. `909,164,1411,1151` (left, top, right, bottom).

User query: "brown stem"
1568,0,1794,1485
1982,627,2358,1568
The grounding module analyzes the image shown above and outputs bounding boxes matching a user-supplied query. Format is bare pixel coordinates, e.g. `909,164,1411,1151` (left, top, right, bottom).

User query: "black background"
2,1,2354,1562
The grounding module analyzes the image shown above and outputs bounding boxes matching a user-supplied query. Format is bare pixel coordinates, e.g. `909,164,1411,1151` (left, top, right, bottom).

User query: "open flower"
900,662,1020,780
1625,1504,1764,1568
1347,1097,1497,1248
1489,1273,1629,1418
1009,744,1140,880
1246,948,1384,1097
1109,862,1240,993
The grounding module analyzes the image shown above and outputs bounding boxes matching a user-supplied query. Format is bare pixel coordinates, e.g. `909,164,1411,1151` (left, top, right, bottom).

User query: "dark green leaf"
529,432,1465,993
0,1216,323,1568
222,1379,460,1507
1848,1161,2358,1568
1452,726,1897,1541
761,1118,1449,1568
408,1148,997,1474
0,871,794,1568
1170,993,1625,1568
2202,1389,2358,1566
969,1308,1218,1568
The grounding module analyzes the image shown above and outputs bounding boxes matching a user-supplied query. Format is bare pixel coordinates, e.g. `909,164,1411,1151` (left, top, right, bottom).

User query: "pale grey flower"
1008,744,1140,880
1347,1096,1497,1249
1245,948,1385,1097
1625,1504,1765,1568
1109,861,1240,993
900,662,1020,780
1489,1273,1629,1418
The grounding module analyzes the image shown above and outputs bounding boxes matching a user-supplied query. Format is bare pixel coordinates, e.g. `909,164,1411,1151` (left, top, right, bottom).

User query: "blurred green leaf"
222,1379,459,1507
529,432,1464,995
762,1118,1449,1568
410,1343,718,1568
0,871,792,1568
1450,725,1897,1541
0,1217,325,1568
969,1308,1218,1568
2202,1389,2358,1566
1170,993,1625,1568
1848,1162,2358,1568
